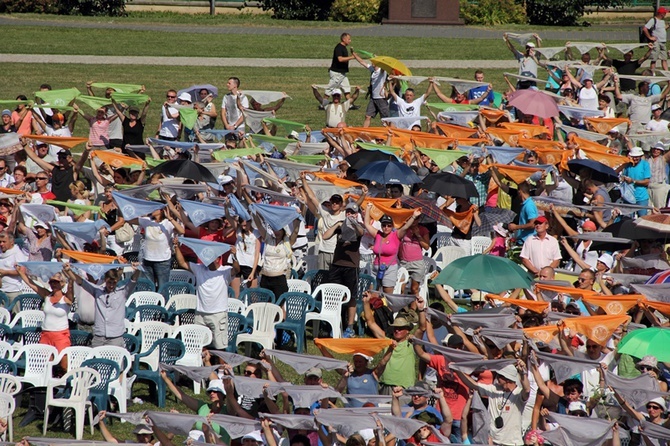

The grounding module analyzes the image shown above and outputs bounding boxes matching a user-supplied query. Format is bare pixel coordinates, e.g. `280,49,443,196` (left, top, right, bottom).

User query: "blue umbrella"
568,159,619,184
355,160,421,185
178,84,219,101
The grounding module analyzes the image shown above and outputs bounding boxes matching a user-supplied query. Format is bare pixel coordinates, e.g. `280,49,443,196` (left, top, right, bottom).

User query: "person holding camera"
364,205,421,294
453,359,530,446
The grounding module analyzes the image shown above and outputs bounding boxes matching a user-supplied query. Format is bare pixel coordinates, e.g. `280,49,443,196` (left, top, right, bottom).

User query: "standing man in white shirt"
157,89,180,141
388,80,434,129
0,232,28,300
646,104,670,132
221,77,248,133
643,7,669,72
174,238,239,350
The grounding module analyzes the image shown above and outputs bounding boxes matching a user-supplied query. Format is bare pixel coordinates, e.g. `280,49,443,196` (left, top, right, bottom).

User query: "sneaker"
343,327,356,338
350,104,360,110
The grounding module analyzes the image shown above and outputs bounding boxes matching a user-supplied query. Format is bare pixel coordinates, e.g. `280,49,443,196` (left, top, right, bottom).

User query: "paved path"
0,54,519,69
0,16,640,41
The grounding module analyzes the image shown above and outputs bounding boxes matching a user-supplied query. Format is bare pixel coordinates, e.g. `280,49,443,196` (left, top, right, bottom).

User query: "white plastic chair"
305,284,351,339
0,308,10,325
227,298,247,315
236,303,284,351
12,344,58,388
126,291,166,309
133,321,171,371
471,236,492,255
393,267,410,295
0,393,15,442
0,341,13,359
55,346,94,373
171,324,213,394
430,231,452,249
432,246,467,270
169,269,196,285
87,346,133,416
287,279,312,295
419,256,440,300
8,310,45,330
0,374,21,396
43,367,100,440
165,293,197,325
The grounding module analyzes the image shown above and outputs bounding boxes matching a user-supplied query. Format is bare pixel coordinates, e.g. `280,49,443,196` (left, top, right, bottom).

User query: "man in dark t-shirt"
605,43,653,92
327,33,354,101
324,201,364,338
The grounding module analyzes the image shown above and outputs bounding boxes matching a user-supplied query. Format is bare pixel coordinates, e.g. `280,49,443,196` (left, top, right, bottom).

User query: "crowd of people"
2,22,670,446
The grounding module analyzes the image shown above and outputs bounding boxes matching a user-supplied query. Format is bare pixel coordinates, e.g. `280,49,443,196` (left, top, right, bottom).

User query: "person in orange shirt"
11,96,33,137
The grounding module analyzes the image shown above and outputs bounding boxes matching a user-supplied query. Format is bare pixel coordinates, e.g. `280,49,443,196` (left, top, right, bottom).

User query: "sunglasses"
578,277,591,282
244,370,258,377
647,405,663,410
36,177,48,181
381,223,393,227
586,344,600,350
639,365,655,372
166,95,176,99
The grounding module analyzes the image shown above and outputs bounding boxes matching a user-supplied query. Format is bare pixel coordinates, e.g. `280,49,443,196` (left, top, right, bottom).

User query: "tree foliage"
525,0,624,26
259,0,334,21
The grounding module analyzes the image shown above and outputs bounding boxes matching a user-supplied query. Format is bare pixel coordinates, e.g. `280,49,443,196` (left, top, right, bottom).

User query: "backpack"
640,17,657,43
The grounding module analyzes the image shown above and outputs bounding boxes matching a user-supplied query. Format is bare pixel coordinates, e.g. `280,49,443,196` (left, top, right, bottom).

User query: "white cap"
331,89,343,96
526,42,536,48
242,430,264,443
206,379,226,394
652,104,662,111
219,175,234,185
185,430,205,444
359,429,375,444
608,126,620,133
353,352,373,362
597,253,614,270
178,92,192,102
629,146,645,157
653,142,668,151
497,364,520,385
568,401,588,414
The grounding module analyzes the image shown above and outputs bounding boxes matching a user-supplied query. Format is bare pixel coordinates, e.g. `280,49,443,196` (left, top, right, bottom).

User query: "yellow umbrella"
370,56,412,76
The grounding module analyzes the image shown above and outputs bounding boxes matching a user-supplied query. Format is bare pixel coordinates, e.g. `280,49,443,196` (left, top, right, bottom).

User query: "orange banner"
517,139,566,152
580,147,629,169
487,128,524,146
445,206,474,234
91,150,145,169
479,109,507,124
584,117,631,135
455,137,491,146
488,294,550,314
314,338,393,356
640,300,670,317
581,294,644,315
532,147,570,166
534,283,600,299
501,123,549,138
323,127,388,142
391,129,456,150
312,172,362,188
523,325,559,344
61,250,117,264
0,187,26,195
562,314,631,346
25,135,89,149
486,164,544,185
436,123,479,139
568,135,610,153
346,195,413,228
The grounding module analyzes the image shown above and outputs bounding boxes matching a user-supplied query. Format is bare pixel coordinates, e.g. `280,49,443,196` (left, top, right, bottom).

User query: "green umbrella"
617,327,670,362
432,254,533,294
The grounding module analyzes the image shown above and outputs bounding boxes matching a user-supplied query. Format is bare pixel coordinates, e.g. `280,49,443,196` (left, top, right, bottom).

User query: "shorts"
92,335,125,348
238,265,254,280
318,251,334,270
328,265,359,306
108,138,123,149
372,263,398,289
365,98,390,119
40,329,71,352
327,71,351,95
195,311,228,350
401,259,427,283
652,41,668,61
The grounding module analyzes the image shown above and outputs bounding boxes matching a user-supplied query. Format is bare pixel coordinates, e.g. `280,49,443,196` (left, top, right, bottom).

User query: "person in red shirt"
34,171,56,202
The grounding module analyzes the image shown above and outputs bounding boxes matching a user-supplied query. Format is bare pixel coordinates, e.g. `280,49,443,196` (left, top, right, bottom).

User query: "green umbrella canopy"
432,254,534,294
617,327,670,362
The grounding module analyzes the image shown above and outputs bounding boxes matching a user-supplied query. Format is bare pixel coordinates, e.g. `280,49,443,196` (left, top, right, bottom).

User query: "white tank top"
43,294,71,332
578,86,598,110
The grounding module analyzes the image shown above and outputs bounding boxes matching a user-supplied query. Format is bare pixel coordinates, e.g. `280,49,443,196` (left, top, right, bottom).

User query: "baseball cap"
380,215,393,225
659,6,668,14
177,92,192,102
220,175,234,185
332,89,343,96
652,104,663,111
329,194,343,203
305,367,322,378
568,401,588,415
345,202,359,212
242,431,264,443
58,149,72,158
526,42,536,48
128,106,140,114
133,424,153,435
206,379,226,394
535,215,548,224
441,333,464,347
185,430,206,444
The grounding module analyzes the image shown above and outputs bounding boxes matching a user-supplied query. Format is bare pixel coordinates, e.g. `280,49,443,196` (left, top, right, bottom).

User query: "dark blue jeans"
142,258,171,291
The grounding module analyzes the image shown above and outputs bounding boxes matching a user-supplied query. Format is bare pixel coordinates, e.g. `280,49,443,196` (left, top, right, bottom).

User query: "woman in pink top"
364,204,420,293
399,215,430,295
484,223,508,257
73,104,118,148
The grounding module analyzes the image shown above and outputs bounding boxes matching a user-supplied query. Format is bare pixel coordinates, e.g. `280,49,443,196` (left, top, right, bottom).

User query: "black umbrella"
568,233,633,252
150,159,218,183
603,218,666,240
344,150,397,171
568,159,619,184
422,172,478,199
